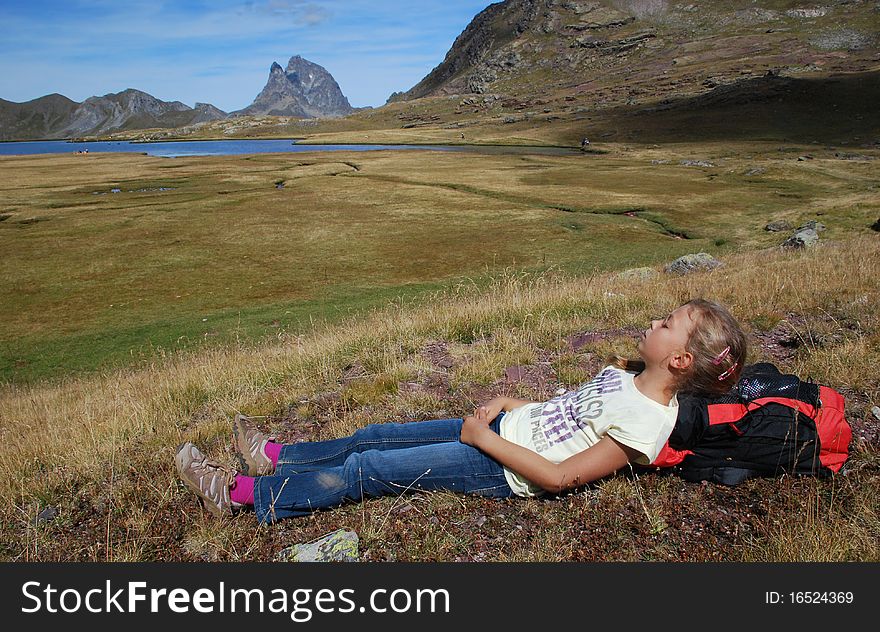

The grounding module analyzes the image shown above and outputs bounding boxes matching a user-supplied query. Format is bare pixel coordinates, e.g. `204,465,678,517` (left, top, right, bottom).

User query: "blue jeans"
253,415,514,524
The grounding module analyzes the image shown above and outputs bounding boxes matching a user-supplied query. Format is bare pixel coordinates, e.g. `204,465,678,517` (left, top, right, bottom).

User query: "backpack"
648,362,852,485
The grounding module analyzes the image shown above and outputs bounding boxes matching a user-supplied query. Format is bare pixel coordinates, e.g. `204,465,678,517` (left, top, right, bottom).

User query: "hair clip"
712,345,731,365
718,362,738,381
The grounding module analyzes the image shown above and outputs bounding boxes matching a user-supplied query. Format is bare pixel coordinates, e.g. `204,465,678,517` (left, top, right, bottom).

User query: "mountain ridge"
0,54,353,140
393,0,880,111
0,89,228,141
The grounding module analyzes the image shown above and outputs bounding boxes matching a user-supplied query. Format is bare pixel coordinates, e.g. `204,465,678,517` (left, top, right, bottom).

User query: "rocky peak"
234,55,354,119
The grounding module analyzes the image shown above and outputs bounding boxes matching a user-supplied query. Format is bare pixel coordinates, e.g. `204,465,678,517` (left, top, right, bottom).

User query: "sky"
0,0,495,112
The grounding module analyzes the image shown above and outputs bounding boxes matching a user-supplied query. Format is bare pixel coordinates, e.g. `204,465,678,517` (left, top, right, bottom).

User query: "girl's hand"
460,413,492,447
474,396,508,421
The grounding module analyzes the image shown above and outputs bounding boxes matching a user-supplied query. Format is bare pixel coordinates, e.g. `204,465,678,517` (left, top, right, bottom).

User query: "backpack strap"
651,443,692,468
815,386,852,472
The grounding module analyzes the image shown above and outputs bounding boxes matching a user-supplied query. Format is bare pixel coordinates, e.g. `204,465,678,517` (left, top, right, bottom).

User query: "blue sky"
0,0,494,111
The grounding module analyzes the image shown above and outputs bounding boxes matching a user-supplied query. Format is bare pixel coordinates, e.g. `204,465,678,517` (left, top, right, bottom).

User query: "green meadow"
2,142,877,383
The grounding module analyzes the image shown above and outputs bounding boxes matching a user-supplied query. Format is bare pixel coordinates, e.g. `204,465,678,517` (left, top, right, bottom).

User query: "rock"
872,406,880,421
797,155,814,161
504,366,529,383
664,253,724,275
679,159,715,167
810,28,871,51
786,8,827,18
871,218,880,232
745,167,766,176
616,266,659,281
34,506,58,525
572,31,655,52
797,220,826,232
341,362,368,382
764,219,792,232
566,332,603,351
782,228,819,249
835,152,874,161
276,529,359,562
398,381,425,394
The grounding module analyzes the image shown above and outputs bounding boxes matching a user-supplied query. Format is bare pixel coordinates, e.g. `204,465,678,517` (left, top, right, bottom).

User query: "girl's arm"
461,414,641,494
504,396,540,410
475,395,541,420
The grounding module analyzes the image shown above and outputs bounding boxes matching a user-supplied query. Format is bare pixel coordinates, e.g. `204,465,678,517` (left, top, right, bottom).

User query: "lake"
0,139,579,158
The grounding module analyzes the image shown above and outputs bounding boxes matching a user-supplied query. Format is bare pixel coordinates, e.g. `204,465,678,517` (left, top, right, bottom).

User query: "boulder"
679,159,714,167
276,529,359,562
797,220,826,232
764,219,792,232
782,228,819,249
664,253,723,275
871,218,880,232
33,506,58,525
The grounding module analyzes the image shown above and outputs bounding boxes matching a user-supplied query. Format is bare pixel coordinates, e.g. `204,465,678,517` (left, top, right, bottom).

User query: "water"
0,139,579,158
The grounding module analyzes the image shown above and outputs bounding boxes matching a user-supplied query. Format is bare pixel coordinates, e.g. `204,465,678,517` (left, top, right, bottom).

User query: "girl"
175,298,747,523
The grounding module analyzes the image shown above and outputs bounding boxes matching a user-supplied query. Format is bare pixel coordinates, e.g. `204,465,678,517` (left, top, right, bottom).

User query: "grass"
3,143,878,384
1,135,878,562
1,228,879,561
4,0,879,561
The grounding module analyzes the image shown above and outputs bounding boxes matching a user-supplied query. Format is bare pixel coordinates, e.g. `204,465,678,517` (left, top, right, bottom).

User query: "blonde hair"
608,298,748,397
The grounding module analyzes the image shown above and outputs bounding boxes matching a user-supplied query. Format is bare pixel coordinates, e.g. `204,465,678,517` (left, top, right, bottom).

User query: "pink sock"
230,475,255,506
263,440,282,467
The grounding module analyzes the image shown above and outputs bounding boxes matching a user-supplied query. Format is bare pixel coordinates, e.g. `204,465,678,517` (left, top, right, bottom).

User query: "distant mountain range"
0,55,353,140
0,90,228,141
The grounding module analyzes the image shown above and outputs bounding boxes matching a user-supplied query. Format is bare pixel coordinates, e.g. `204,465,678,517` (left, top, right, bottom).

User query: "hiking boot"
174,442,241,517
232,413,276,476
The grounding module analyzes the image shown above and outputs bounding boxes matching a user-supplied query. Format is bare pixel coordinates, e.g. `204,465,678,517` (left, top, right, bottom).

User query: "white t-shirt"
499,365,678,497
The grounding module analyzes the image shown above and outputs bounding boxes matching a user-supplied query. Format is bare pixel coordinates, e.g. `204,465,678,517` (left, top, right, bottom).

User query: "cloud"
240,0,332,26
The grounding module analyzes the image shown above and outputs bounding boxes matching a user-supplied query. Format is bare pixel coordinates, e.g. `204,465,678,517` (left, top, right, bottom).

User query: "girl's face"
637,304,696,369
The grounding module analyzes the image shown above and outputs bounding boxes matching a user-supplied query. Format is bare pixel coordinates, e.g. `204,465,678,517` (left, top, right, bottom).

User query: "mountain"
234,55,354,118
0,93,79,141
192,102,228,123
0,90,227,141
393,0,880,112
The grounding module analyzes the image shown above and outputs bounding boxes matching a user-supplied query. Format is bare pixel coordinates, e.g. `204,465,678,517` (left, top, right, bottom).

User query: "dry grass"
1,232,879,561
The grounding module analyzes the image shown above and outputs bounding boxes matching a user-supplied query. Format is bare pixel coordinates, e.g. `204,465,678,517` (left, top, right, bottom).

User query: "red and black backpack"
648,362,852,485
